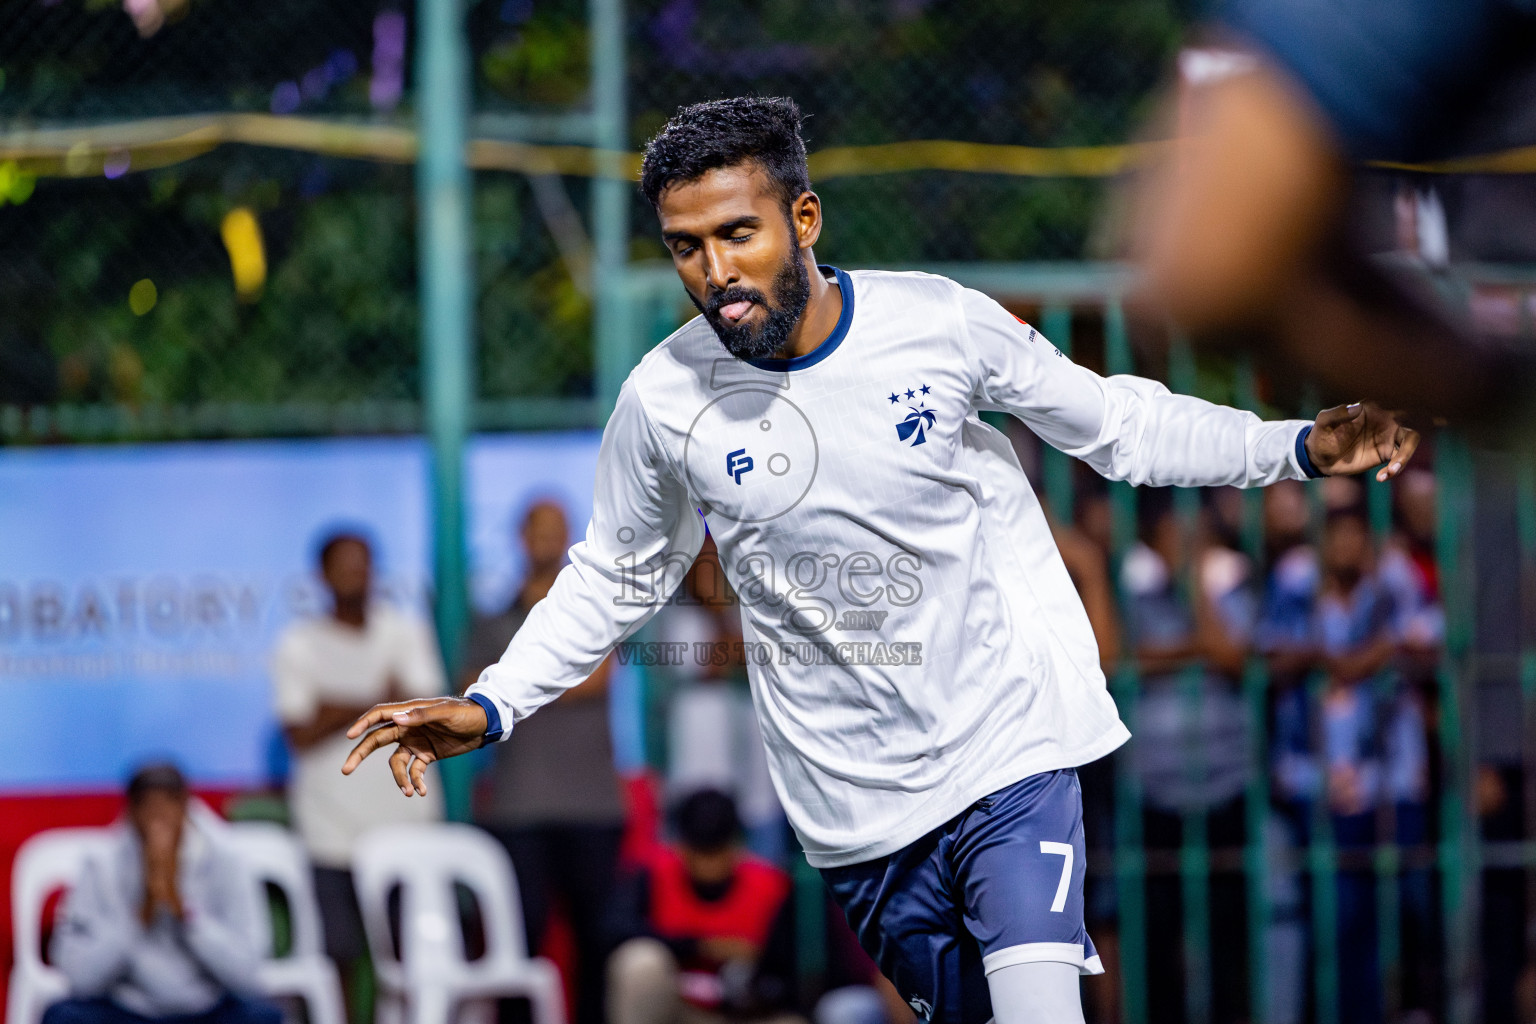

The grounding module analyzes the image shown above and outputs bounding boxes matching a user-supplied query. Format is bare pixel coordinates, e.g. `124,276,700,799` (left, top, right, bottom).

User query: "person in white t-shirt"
341,98,1421,1024
272,530,444,1012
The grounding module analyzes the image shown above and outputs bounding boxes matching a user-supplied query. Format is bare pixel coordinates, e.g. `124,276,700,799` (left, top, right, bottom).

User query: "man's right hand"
341,697,490,797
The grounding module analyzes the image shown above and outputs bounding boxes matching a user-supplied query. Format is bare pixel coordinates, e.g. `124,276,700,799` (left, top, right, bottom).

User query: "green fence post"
1105,300,1148,1024
416,0,474,820
1437,435,1478,1024
1365,476,1404,1016
1168,336,1212,1024
1041,303,1074,522
792,855,827,1004
1516,456,1536,963
1305,685,1340,1024
1234,357,1270,1023
1298,450,1340,1024
591,0,632,416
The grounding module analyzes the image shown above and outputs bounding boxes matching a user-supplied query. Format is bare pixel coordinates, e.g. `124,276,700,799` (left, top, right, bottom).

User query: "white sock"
985,959,1086,1024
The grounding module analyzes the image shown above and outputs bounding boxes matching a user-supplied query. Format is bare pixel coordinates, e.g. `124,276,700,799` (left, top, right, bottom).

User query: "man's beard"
691,245,811,362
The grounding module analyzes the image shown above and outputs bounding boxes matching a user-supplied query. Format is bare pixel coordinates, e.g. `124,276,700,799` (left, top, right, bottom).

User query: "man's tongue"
719,300,754,322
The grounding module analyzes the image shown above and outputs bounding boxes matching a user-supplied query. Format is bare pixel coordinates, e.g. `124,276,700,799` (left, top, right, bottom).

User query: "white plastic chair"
351,824,565,1024
228,822,347,1024
6,827,114,1024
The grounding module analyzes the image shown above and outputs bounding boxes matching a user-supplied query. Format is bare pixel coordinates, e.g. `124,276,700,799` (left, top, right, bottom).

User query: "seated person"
607,789,800,1024
44,764,279,1024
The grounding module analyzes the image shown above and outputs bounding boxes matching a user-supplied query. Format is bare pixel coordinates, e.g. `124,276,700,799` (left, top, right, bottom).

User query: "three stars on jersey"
889,383,937,447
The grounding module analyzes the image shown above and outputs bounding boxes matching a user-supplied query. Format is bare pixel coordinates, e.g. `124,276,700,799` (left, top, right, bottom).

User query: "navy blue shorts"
821,769,1100,1024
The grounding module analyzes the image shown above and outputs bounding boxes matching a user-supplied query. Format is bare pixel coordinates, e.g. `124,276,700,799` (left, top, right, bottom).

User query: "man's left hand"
1305,402,1420,482
341,697,490,797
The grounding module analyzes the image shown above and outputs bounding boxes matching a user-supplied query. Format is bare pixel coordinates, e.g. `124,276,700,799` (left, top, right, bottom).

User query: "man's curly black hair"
639,96,811,212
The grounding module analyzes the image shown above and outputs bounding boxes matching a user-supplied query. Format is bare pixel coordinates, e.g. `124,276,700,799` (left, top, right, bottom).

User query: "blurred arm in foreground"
1126,0,1536,428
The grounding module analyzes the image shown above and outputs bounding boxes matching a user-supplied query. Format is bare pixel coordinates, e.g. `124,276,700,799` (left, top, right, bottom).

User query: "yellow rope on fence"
809,138,1158,178
1366,145,1536,175
1,112,1533,180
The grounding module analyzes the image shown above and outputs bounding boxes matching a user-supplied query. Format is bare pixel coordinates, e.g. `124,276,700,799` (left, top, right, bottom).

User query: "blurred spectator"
1122,490,1254,815
607,789,800,1024
1379,469,1444,1018
1314,508,1427,820
44,764,278,1024
1050,488,1121,1024
1252,479,1320,1022
1380,469,1444,665
1258,481,1324,808
1255,480,1317,665
1052,491,1122,672
272,531,445,1017
1315,507,1398,1024
463,500,625,1024
1120,489,1255,1024
1263,502,1434,1024
654,535,786,862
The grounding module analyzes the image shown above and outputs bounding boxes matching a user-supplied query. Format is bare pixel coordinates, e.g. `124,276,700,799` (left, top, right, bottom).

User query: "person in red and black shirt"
607,789,800,1024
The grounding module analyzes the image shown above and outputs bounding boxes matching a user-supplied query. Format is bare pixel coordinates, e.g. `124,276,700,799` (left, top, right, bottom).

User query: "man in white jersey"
342,97,1420,1024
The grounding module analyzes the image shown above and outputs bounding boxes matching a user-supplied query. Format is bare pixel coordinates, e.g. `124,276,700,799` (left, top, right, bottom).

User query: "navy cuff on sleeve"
1295,425,1324,479
465,692,504,742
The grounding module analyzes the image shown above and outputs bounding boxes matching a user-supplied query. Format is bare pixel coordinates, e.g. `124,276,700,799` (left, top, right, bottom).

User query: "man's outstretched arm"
958,285,1419,487
343,377,705,796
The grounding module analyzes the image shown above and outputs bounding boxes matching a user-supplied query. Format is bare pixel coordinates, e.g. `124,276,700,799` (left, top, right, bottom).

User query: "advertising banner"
0,431,602,792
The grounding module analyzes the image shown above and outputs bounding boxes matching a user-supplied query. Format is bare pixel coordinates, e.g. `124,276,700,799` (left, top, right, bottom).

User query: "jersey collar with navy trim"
745,265,853,373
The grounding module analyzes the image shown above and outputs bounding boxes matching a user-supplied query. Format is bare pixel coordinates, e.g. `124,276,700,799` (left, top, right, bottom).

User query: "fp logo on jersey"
683,387,819,524
726,448,754,484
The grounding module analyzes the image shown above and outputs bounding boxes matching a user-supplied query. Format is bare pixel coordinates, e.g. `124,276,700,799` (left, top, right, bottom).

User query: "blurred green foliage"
475,179,595,399
0,0,1189,415
2,158,420,406
480,15,590,107
0,157,593,407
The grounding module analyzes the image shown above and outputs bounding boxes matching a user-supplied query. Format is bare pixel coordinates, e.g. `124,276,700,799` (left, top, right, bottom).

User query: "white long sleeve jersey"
468,268,1313,868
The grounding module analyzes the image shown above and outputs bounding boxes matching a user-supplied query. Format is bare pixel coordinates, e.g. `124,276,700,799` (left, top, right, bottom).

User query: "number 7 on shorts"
1040,841,1073,913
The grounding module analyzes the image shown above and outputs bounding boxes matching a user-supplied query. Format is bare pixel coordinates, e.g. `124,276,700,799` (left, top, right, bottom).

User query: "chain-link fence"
0,0,1204,436
622,0,1188,263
